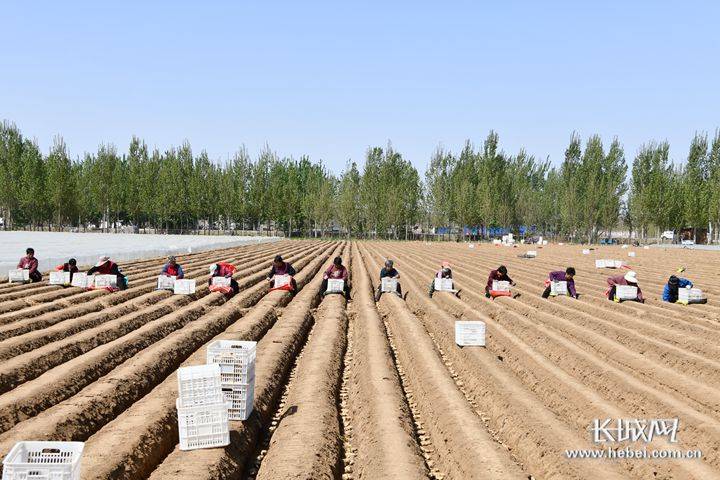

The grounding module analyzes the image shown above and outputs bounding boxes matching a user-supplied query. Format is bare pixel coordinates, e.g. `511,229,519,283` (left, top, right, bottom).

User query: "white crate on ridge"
550,281,568,296
176,399,230,451
174,279,196,295
94,274,117,288
221,383,255,421
381,277,398,293
615,285,638,300
434,278,454,292
207,340,257,385
678,288,704,302
326,279,344,293
455,321,486,346
7,269,29,284
50,271,72,286
273,274,291,289
70,273,94,288
211,276,231,287
492,280,510,292
157,275,176,290
2,441,84,480
177,363,224,407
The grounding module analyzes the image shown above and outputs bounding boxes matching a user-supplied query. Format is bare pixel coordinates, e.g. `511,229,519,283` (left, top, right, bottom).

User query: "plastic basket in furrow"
177,364,224,407
2,441,84,480
221,382,255,421
176,399,231,451
206,340,257,385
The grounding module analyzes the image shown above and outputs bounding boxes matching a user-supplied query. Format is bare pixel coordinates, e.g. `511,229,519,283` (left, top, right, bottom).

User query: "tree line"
1,120,718,241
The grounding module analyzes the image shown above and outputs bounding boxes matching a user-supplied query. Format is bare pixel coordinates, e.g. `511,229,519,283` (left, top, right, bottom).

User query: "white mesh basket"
206,341,257,385
176,399,230,451
177,364,224,407
2,441,84,480
221,383,255,421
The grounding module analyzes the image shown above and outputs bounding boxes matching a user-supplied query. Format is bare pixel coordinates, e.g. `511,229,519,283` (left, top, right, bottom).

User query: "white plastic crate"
49,271,71,286
326,279,344,293
628,251,636,258
525,250,537,258
273,274,291,289
615,285,638,300
595,259,608,268
678,288,704,302
381,277,398,293
455,321,486,346
613,260,626,268
94,274,117,289
206,340,257,385
174,279,196,295
2,441,84,480
157,275,176,290
433,278,454,291
550,280,568,296
221,383,255,421
7,269,29,284
70,273,94,288
176,399,230,451
492,280,510,292
177,364,224,407
582,249,590,255
211,276,231,287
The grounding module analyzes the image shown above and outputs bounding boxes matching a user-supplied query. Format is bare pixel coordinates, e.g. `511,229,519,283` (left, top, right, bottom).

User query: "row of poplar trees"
1,120,719,241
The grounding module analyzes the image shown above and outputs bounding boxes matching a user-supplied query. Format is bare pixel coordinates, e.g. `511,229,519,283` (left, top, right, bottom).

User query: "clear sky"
2,1,718,175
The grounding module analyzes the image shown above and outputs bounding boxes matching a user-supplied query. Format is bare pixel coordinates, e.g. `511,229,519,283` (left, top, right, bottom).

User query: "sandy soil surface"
0,240,718,480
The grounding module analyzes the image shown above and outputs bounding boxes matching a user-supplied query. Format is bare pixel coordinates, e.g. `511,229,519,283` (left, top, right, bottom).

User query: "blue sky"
2,1,718,174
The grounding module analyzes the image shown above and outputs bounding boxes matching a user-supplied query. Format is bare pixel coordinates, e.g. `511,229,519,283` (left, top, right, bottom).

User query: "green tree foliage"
1,121,719,241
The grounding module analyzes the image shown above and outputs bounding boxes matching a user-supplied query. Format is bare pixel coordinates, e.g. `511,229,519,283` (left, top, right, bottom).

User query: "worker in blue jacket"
663,275,692,302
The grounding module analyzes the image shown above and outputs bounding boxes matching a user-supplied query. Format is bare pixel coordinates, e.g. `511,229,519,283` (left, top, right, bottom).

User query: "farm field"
0,239,718,479
0,231,279,275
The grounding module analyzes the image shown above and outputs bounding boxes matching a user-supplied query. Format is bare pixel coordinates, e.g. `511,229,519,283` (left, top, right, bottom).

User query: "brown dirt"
1,240,719,480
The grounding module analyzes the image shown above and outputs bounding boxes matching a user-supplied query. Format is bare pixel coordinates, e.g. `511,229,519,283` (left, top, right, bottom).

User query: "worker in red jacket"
55,258,79,282
161,256,185,279
88,256,128,290
209,262,239,294
17,247,42,282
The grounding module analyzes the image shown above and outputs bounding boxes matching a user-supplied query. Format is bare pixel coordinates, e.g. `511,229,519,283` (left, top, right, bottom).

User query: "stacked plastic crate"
206,340,256,421
176,364,231,450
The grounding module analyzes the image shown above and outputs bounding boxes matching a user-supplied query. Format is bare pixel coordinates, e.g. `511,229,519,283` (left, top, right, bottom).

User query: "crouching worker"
267,255,297,293
208,262,239,295
606,271,644,303
429,261,460,298
161,256,184,279
485,265,517,299
56,258,79,283
321,256,351,300
542,267,578,299
88,256,128,290
18,248,42,283
662,275,706,304
374,259,402,302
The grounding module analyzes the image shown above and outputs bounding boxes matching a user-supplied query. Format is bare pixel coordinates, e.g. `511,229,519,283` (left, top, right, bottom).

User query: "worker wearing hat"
428,260,460,298
87,255,128,290
606,270,644,303
161,255,185,279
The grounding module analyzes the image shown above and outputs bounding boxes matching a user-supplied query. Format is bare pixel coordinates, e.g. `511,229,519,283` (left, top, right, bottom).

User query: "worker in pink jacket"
17,248,41,282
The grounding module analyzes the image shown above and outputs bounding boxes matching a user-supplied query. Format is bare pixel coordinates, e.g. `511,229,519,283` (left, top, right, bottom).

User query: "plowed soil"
0,240,718,480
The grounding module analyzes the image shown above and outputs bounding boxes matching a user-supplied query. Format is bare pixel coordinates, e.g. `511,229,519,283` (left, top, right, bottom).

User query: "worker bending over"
321,256,351,300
